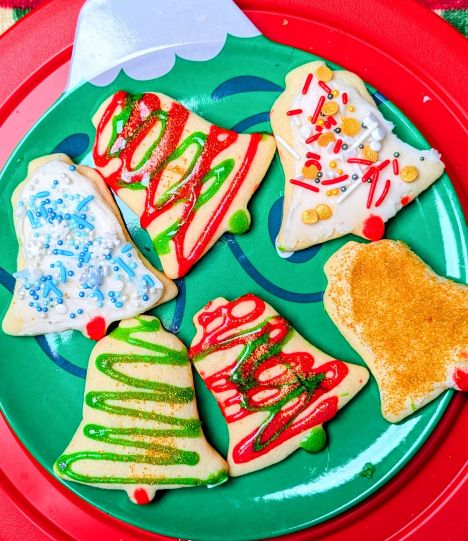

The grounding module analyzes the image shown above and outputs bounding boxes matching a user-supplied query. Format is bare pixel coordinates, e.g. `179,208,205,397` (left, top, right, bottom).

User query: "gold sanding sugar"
301,209,319,224
316,204,332,220
400,165,419,183
362,146,378,162
317,132,335,147
347,241,468,416
316,65,333,82
341,117,361,137
302,164,318,179
321,101,339,116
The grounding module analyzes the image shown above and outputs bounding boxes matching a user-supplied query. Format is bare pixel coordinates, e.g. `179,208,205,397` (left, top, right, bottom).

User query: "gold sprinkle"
400,165,419,183
348,105,356,112
302,164,318,179
317,132,335,147
332,90,339,97
316,118,325,126
326,189,340,196
337,168,343,175
329,160,337,169
362,146,379,162
316,65,333,82
341,117,361,137
321,101,339,116
301,209,319,224
316,204,333,220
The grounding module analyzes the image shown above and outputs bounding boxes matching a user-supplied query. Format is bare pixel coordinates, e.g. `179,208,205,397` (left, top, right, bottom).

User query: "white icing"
12,159,164,335
276,62,444,249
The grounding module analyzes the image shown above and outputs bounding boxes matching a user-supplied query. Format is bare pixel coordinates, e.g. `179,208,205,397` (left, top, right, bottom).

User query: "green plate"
0,35,467,541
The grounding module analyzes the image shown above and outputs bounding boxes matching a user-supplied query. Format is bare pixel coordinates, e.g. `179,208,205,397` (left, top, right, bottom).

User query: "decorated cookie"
54,316,228,503
92,91,276,279
2,155,177,340
324,240,468,423
270,61,445,252
190,294,369,476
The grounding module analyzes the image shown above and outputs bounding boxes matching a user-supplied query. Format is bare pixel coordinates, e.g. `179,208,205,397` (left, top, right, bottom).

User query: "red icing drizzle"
93,92,262,277
86,316,107,341
190,294,349,464
453,368,468,391
362,215,385,241
133,488,150,505
401,195,412,206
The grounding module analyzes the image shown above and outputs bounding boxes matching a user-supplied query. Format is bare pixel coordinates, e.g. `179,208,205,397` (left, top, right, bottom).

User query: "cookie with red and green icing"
54,316,228,503
2,154,176,340
324,240,468,423
190,294,369,476
92,91,276,279
271,61,445,252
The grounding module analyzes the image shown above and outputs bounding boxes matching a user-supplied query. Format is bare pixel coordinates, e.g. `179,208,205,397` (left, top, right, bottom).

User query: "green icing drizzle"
299,426,327,453
55,317,226,487
228,209,250,234
153,221,181,255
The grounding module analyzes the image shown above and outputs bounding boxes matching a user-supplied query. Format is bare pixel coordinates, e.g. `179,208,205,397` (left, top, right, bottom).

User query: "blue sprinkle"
55,249,74,256
113,266,119,271
53,180,59,186
77,263,83,268
69,165,76,171
57,240,63,246
36,191,50,198
87,241,93,246
108,291,115,297
37,307,42,312
143,274,155,287
50,264,55,268
121,243,132,253
115,302,123,308
76,195,94,212
44,244,49,249
70,214,94,230
41,276,47,282
64,213,71,219
105,254,112,260
94,290,104,301
57,199,63,204
70,313,76,319
114,257,135,277
43,308,48,313
77,309,83,315
57,298,63,304
67,270,74,276
142,295,149,301
35,211,42,217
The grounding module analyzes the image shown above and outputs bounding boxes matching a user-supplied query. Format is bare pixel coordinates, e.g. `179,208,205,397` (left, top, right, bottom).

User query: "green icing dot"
299,426,327,453
359,462,375,479
228,209,250,234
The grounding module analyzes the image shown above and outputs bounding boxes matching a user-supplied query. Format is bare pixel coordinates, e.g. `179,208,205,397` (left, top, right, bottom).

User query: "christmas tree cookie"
2,154,176,340
270,61,445,252
324,240,468,422
92,91,276,279
190,294,369,476
54,316,228,503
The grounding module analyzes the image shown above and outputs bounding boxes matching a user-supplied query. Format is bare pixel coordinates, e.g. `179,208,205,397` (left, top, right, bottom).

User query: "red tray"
0,0,467,539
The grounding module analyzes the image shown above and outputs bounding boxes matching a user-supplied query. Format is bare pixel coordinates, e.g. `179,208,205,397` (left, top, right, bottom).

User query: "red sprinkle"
401,195,412,206
290,179,320,192
333,139,343,153
302,73,313,95
311,96,325,124
305,133,321,144
328,116,337,126
362,215,385,241
287,108,303,116
366,172,379,209
376,159,390,172
375,179,391,207
362,167,376,183
304,158,322,170
453,368,468,391
342,92,348,104
134,488,151,505
347,158,373,165
86,317,107,341
393,159,399,175
321,175,349,185
315,125,323,132
306,152,321,160
319,81,331,93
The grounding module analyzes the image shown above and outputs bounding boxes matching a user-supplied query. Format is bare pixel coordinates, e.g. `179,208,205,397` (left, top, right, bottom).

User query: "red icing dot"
86,317,106,341
401,196,412,206
133,488,150,505
453,368,468,391
362,215,385,241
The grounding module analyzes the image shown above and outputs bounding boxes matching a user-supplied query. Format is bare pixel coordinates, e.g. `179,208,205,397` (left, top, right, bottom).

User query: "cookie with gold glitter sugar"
270,61,445,252
190,293,369,476
54,316,228,504
323,240,468,423
2,154,177,340
92,91,276,279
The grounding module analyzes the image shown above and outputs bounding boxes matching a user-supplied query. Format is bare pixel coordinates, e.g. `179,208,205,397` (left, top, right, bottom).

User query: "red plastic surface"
0,0,467,539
